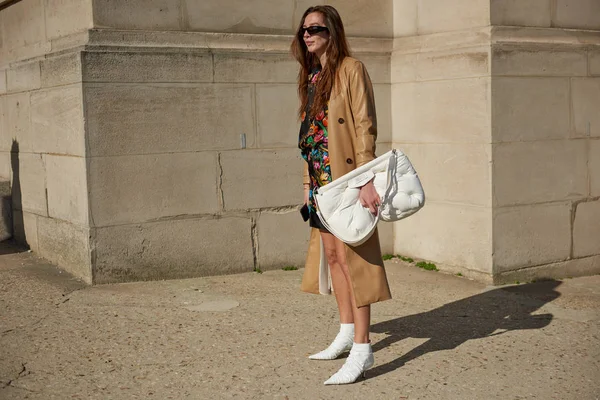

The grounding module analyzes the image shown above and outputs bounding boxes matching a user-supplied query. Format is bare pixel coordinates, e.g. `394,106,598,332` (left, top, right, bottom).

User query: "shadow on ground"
369,280,561,378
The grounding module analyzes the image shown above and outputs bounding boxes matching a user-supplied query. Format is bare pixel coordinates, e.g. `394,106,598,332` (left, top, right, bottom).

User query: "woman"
291,5,392,385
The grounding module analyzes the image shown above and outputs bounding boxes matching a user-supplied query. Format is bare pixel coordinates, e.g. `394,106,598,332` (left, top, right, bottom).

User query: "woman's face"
303,12,330,57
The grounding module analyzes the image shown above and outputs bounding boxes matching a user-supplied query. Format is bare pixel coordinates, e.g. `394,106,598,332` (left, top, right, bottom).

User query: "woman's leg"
320,231,353,324
331,235,370,344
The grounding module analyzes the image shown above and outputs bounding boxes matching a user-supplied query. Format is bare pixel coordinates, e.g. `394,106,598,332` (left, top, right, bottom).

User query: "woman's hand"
304,185,310,205
359,180,380,215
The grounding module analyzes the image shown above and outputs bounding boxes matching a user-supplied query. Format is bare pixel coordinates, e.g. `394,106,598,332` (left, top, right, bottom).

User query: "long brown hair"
290,5,351,119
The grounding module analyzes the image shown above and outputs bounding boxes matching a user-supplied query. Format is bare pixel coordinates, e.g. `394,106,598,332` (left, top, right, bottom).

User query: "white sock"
308,323,354,360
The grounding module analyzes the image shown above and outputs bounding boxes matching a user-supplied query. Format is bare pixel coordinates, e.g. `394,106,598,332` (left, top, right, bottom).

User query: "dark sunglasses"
300,25,329,36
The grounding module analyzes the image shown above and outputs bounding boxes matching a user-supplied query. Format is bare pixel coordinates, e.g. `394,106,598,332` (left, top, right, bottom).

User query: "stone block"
417,0,490,34
554,0,600,30
0,152,9,179
393,0,418,37
571,78,600,138
0,69,6,94
1,0,45,57
92,0,182,30
492,77,569,142
257,211,310,270
37,216,91,283
591,140,600,197
591,50,600,76
7,62,41,92
392,48,489,83
85,83,255,156
492,47,587,77
41,52,82,87
256,84,299,148
490,0,552,27
393,202,492,273
494,255,600,285
294,0,393,38
31,85,86,156
82,51,213,83
11,153,47,216
45,0,93,39
373,84,392,144
493,202,571,272
89,152,220,227
392,78,491,144
92,217,254,283
184,0,294,34
220,149,304,210
2,93,31,152
12,211,38,252
214,53,297,84
400,143,492,207
45,155,88,225
573,200,600,258
0,180,11,241
361,55,391,85
493,140,587,206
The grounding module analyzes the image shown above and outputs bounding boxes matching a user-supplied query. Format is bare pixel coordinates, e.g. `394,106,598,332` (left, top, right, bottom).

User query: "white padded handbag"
314,149,425,246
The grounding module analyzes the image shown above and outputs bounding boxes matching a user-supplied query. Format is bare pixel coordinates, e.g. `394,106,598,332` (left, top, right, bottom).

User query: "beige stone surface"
256,211,310,270
573,200,600,258
393,201,492,273
399,143,491,207
492,77,569,142
220,149,304,210
417,0,490,34
92,0,182,31
392,27,491,56
89,152,220,227
82,51,213,83
85,83,256,156
554,0,600,30
214,53,297,84
41,52,82,87
0,152,9,179
392,78,491,144
0,69,6,94
256,84,298,148
0,180,11,241
31,85,85,156
37,216,91,283
7,62,41,93
490,0,552,27
361,55,391,84
392,47,489,82
11,153,47,216
492,47,587,77
571,78,600,138
591,50,600,76
45,0,93,39
12,210,39,252
493,140,587,206
591,139,600,197
493,202,571,272
294,0,393,38
0,0,46,59
45,155,88,225
1,93,30,152
373,84,392,143
184,0,294,34
92,217,255,283
495,255,600,284
393,0,418,37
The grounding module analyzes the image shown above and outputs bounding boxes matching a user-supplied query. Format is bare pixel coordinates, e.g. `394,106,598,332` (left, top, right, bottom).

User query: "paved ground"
1,241,599,400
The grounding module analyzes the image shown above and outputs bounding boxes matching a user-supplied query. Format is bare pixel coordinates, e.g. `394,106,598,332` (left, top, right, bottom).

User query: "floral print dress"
298,68,332,230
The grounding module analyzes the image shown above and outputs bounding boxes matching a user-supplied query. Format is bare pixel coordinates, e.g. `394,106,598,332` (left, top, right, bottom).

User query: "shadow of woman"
368,280,561,378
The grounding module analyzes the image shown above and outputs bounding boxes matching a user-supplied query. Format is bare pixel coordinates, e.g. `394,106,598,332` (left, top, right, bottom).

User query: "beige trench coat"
299,57,392,307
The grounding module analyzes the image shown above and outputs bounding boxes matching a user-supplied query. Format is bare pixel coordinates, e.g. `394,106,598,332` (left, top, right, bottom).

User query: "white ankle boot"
309,323,354,360
323,342,374,385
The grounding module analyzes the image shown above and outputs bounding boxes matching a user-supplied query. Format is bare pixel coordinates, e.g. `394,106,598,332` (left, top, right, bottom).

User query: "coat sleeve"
348,61,378,168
